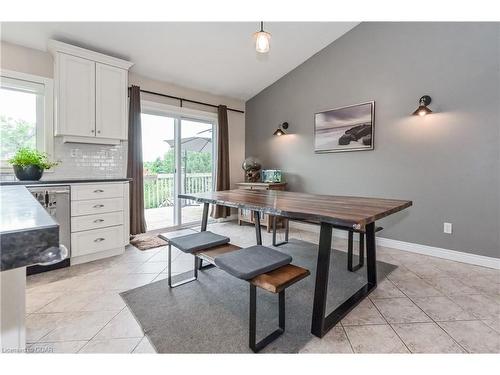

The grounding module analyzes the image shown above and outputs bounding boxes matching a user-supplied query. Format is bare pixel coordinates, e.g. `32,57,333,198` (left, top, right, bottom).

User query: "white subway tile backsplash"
1,138,127,181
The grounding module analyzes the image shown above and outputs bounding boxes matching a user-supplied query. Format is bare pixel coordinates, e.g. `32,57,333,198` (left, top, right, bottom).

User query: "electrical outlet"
70,149,79,158
443,222,452,234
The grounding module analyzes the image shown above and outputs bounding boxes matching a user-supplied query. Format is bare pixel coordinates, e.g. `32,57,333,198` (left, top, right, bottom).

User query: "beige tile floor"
24,221,500,354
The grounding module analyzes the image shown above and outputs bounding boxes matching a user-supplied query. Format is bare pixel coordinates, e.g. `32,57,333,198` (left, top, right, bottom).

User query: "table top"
180,189,412,229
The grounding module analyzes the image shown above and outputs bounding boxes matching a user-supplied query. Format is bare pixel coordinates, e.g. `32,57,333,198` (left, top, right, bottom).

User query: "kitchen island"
0,185,62,352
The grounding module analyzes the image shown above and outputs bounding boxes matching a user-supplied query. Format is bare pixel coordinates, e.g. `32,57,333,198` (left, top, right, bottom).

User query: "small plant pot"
13,165,44,181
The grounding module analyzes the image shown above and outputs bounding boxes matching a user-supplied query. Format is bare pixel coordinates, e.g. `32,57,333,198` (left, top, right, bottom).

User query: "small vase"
13,165,44,181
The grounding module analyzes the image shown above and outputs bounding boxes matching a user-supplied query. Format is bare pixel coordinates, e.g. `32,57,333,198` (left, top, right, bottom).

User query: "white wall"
0,41,246,186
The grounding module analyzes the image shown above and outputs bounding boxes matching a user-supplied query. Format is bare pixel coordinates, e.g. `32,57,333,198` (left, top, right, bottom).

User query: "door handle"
93,204,104,208
93,189,104,193
94,238,105,242
93,219,104,223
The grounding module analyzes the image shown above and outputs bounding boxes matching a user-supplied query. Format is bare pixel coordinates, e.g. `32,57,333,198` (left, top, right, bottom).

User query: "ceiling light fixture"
254,21,271,54
412,95,433,116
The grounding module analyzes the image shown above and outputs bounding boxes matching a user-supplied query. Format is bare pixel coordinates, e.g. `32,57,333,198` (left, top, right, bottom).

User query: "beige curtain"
127,85,147,234
211,105,231,218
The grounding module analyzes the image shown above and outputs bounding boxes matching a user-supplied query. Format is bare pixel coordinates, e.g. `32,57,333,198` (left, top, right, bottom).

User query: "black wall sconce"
273,122,289,136
412,95,433,116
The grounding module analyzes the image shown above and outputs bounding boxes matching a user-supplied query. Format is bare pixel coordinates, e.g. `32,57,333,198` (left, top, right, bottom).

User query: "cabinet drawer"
71,197,123,216
71,211,124,232
71,225,124,257
72,183,124,201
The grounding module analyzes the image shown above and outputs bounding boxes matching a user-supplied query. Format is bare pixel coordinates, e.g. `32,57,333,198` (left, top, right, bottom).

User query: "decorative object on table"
130,233,168,251
8,147,59,181
412,95,433,116
314,101,375,153
242,156,261,182
261,169,283,183
236,181,287,232
273,122,289,136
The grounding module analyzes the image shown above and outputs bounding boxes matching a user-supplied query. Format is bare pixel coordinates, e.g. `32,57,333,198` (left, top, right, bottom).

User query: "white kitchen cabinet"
56,53,96,138
96,63,128,140
49,40,133,145
70,181,130,265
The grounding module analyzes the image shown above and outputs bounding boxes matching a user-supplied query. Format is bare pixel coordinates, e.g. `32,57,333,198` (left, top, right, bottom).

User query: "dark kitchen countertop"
0,178,132,186
0,185,60,271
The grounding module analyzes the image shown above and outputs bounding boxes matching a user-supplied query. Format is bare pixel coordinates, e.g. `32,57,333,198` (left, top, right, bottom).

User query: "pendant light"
254,21,271,53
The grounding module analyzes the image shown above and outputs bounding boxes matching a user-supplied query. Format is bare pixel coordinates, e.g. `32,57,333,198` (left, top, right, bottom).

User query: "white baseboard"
289,221,500,270
376,237,500,270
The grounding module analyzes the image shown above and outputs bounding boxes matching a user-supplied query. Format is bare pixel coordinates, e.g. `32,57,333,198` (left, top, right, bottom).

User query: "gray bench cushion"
164,231,230,253
214,245,292,280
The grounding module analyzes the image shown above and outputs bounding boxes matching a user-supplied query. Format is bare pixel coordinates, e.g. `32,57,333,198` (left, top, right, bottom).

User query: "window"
0,70,53,168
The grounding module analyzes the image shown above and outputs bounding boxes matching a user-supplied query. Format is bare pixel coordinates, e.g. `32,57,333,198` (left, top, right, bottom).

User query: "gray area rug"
121,239,396,353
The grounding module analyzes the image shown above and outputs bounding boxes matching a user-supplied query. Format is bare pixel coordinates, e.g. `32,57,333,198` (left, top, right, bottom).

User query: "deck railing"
144,173,212,209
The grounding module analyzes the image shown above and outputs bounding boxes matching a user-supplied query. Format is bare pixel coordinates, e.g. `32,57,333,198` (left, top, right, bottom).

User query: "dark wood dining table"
179,189,412,338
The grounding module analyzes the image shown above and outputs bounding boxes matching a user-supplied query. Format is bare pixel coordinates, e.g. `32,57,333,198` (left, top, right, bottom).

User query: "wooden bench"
195,243,310,352
272,217,383,272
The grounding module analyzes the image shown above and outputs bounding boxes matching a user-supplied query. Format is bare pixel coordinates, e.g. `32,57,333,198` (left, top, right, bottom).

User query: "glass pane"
180,118,214,225
141,113,176,231
0,88,38,160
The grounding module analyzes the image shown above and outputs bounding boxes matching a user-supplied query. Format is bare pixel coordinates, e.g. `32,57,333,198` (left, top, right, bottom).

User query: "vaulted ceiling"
1,22,358,100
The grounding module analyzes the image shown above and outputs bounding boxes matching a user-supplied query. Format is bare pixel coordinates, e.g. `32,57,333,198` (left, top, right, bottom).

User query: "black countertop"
0,186,60,271
0,178,132,186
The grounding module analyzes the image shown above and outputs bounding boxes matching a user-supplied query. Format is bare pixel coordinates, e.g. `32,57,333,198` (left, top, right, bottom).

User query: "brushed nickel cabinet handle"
93,204,104,208
94,189,104,193
94,238,105,242
91,129,95,133
93,219,104,223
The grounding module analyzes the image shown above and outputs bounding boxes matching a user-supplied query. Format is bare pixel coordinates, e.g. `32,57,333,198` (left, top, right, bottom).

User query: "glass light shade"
412,105,433,116
254,31,271,53
273,127,285,136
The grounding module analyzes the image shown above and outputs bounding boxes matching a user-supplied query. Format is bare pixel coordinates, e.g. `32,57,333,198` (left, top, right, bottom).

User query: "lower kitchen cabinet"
70,181,129,265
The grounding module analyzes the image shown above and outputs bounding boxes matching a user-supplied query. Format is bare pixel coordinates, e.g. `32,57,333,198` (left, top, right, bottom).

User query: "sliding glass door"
141,105,215,231
179,118,214,225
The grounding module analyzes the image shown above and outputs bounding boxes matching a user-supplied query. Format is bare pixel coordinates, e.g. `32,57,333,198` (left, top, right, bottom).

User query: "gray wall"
245,22,500,259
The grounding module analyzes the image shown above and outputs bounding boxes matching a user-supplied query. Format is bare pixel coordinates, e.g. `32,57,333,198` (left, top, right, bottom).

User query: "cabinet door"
57,53,96,137
95,63,128,140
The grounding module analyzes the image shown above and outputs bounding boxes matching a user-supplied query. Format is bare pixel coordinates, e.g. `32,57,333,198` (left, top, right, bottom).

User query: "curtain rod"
128,87,245,114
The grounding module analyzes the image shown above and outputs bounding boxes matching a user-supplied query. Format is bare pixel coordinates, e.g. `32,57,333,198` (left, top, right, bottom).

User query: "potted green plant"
8,147,59,181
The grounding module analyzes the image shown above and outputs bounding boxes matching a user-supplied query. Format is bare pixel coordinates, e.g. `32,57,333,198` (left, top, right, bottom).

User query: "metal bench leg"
254,211,262,245
347,231,364,272
167,244,198,288
272,216,289,247
249,284,285,353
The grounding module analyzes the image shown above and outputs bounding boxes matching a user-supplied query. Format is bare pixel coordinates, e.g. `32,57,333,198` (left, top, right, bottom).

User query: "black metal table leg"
365,223,377,285
254,211,262,245
272,216,289,247
201,202,209,231
311,222,333,337
311,221,377,338
348,231,365,272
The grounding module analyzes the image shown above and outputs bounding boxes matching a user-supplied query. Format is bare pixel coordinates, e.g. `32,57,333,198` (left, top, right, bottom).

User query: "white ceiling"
1,22,358,100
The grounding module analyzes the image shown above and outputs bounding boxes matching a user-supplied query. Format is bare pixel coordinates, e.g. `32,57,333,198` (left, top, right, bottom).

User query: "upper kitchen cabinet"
49,40,133,145
57,53,96,138
96,63,128,140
